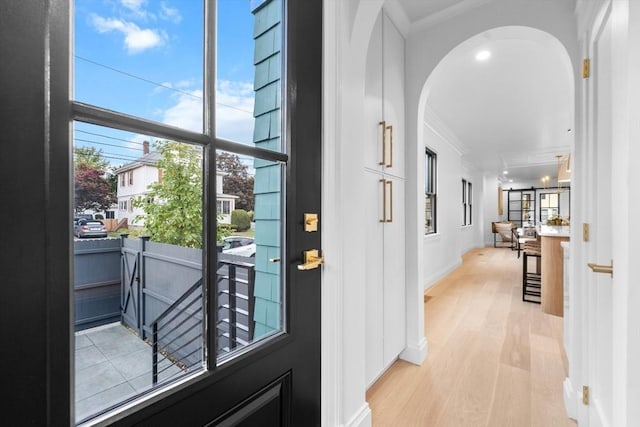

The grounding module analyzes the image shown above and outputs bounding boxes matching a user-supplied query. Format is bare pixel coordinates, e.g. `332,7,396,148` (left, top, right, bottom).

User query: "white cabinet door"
383,177,406,365
364,13,384,172
364,11,407,387
365,170,385,385
382,14,405,178
365,173,406,385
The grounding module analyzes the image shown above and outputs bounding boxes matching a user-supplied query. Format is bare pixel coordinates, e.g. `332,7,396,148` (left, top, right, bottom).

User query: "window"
468,181,473,225
462,179,472,226
425,148,437,234
540,192,560,223
217,199,231,215
462,179,467,226
70,1,287,423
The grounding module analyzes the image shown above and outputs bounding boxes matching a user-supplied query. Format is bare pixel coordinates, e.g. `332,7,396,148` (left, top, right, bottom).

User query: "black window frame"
462,179,472,226
425,147,437,234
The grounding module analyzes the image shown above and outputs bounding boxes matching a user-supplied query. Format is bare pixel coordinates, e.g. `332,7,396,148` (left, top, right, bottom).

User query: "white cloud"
159,80,256,143
91,14,167,54
175,79,197,89
159,2,182,23
162,89,204,133
215,81,255,143
120,0,151,19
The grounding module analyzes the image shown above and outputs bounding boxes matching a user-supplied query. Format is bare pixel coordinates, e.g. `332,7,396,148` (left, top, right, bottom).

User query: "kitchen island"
538,225,570,316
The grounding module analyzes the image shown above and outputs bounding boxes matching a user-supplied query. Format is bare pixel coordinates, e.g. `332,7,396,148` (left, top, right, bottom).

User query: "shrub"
231,209,251,232
94,213,104,220
247,210,254,222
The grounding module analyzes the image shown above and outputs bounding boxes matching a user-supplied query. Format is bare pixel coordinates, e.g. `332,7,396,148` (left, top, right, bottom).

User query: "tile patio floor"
75,322,183,423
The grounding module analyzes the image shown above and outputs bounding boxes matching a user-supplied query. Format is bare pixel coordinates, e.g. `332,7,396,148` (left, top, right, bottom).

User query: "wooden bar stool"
522,238,541,304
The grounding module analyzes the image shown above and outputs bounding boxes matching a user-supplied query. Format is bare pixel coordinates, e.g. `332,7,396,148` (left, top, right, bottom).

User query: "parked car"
221,236,255,257
74,213,94,222
74,219,108,238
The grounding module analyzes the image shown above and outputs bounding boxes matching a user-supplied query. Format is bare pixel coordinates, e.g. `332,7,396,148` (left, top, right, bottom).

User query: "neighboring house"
115,141,237,228
215,173,238,224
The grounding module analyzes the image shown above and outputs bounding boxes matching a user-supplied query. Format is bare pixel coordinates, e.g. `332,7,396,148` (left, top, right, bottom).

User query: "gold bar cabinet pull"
587,260,613,278
386,124,393,168
379,121,387,166
386,180,393,223
380,179,387,222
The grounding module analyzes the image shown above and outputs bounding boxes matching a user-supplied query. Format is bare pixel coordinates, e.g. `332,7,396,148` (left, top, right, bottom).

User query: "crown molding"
423,105,469,156
383,0,411,39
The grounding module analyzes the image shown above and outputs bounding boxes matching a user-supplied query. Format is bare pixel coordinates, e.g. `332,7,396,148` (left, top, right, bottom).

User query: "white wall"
422,121,485,290
483,175,501,245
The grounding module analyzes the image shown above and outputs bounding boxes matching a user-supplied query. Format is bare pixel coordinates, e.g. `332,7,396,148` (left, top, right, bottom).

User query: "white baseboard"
400,337,428,365
424,259,462,291
345,403,371,427
563,377,578,420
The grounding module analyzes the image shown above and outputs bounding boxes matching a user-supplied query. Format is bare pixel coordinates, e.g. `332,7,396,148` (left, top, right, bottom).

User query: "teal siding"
252,0,282,339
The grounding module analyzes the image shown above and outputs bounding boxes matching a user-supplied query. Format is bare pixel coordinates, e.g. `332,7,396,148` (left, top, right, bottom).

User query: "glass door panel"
72,122,205,423
71,0,291,423
74,0,204,132
215,150,284,360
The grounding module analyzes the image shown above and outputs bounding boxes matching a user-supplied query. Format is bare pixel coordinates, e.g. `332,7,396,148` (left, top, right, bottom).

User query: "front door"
69,0,322,425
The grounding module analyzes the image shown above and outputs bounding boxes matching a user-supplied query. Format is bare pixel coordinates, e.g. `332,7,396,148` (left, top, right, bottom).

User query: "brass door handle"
298,249,324,270
588,260,613,278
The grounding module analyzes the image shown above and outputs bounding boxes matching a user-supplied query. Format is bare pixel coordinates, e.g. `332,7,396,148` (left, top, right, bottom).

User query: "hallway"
367,247,575,426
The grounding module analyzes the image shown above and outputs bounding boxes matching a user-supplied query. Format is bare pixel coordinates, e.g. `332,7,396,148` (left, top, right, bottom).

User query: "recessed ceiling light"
475,50,491,61
509,179,513,182
503,170,508,175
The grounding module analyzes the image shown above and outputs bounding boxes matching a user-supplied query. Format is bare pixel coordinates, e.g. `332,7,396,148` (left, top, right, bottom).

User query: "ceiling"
395,0,574,185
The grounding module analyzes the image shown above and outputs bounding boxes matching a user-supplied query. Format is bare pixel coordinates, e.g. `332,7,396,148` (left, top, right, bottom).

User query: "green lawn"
230,229,255,238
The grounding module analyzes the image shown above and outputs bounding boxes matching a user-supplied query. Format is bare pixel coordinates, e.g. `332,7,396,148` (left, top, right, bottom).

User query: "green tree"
135,141,231,248
216,152,254,211
74,146,110,171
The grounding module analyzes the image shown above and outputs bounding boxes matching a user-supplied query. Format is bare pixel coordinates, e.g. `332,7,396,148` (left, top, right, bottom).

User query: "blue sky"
74,0,259,167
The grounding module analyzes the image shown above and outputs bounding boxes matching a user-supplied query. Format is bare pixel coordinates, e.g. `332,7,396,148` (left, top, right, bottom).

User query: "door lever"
587,260,613,278
298,249,324,270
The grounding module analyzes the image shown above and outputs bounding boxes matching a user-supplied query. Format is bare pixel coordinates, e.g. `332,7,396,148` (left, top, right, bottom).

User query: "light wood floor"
366,247,577,427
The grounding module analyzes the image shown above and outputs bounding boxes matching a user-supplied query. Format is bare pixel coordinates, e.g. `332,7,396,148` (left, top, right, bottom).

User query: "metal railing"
149,257,256,385
216,256,256,355
150,278,203,385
